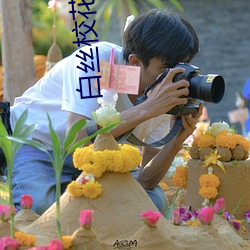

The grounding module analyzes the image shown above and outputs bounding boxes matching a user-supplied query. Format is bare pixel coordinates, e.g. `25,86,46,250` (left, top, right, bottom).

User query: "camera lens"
189,74,225,103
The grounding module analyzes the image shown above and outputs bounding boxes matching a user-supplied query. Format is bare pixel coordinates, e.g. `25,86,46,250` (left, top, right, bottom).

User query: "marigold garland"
172,166,188,189
215,131,237,149
199,186,218,200
199,174,220,188
14,231,36,247
69,138,142,199
193,129,250,152
199,168,220,202
73,144,142,177
197,134,215,149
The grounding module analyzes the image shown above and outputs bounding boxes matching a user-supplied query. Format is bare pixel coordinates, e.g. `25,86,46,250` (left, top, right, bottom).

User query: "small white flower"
207,121,232,136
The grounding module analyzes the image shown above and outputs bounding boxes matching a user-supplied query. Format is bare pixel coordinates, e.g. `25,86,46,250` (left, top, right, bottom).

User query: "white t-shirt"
10,41,170,149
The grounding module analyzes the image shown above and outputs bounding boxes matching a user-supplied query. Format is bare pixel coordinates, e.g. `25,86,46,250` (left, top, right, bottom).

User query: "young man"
9,9,202,215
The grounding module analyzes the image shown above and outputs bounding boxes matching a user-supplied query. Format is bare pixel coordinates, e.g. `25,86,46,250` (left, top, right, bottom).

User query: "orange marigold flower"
215,131,237,149
160,182,168,191
199,186,218,199
199,174,220,188
14,231,36,247
233,134,250,151
172,166,188,188
197,134,215,149
62,236,73,249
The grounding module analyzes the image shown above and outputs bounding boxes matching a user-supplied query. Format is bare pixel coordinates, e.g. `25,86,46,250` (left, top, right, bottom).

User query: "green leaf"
63,118,86,151
47,113,62,174
6,136,52,161
0,119,12,164
12,109,28,137
11,124,38,155
165,188,180,220
63,118,86,149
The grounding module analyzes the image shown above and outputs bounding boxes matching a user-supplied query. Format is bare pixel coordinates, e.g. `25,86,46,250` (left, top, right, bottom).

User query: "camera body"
135,63,225,116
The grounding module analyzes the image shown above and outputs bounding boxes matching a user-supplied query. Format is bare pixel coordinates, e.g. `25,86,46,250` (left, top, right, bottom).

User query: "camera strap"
116,116,183,147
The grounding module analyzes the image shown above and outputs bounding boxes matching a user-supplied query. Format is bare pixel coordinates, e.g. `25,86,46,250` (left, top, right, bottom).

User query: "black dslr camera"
134,63,225,116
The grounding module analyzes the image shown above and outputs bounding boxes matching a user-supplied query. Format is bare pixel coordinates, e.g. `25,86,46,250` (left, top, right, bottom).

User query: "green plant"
0,109,38,238
7,112,120,240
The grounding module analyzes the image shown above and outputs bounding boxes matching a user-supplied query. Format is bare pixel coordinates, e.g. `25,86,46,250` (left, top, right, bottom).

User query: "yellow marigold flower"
215,131,237,149
199,186,218,199
62,235,73,249
73,144,142,176
82,180,102,199
160,182,168,191
172,166,188,189
197,134,215,149
82,163,105,178
185,218,201,226
199,174,220,188
73,146,94,168
14,231,36,247
119,144,142,172
67,181,84,197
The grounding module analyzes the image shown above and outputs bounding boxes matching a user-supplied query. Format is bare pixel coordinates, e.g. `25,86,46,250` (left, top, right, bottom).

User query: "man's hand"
141,67,190,118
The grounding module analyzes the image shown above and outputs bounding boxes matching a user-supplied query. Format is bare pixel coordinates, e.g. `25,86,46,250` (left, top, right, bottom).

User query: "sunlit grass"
0,181,9,205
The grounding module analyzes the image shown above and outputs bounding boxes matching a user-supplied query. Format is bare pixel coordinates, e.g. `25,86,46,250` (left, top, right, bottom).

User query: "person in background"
6,9,202,215
242,78,250,136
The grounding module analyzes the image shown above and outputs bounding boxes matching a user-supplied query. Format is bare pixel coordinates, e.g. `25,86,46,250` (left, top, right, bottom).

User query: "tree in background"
1,0,36,104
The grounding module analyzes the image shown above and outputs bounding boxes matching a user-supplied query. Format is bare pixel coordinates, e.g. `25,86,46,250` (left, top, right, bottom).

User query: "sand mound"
11,171,250,250
186,159,250,219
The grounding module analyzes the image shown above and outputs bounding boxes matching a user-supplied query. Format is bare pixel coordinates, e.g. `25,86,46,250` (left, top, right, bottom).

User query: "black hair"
122,9,199,68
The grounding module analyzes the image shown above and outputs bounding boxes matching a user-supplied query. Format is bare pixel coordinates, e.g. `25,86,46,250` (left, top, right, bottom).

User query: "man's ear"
128,54,141,66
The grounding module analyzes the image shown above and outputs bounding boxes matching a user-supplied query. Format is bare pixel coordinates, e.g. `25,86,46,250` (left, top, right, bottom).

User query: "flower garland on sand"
172,165,188,189
199,166,220,206
190,121,250,162
68,89,142,199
